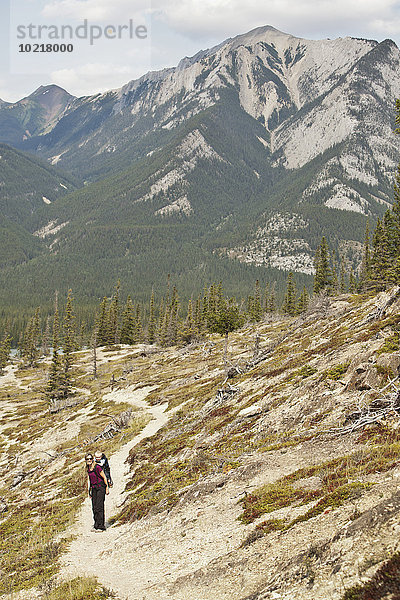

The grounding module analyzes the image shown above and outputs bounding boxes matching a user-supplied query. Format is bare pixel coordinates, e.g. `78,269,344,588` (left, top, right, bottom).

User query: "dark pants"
91,485,106,530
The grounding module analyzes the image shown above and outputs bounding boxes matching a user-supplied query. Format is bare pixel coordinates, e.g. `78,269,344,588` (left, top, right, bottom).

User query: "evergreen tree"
148,290,156,344
339,258,347,293
313,237,333,294
268,282,277,313
194,296,203,335
168,286,179,345
42,315,51,356
61,289,75,399
120,296,135,344
91,326,98,380
368,103,400,288
107,281,120,344
282,272,297,316
180,298,196,344
251,280,262,322
0,332,12,374
201,286,209,328
359,221,371,289
134,304,142,343
331,249,339,295
47,294,63,403
207,291,244,363
296,286,309,314
264,283,270,314
97,297,109,346
349,271,358,293
21,307,41,367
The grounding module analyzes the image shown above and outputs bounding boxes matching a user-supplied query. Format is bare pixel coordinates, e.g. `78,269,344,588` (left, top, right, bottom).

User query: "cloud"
152,0,400,41
41,0,400,44
50,62,142,96
42,0,151,22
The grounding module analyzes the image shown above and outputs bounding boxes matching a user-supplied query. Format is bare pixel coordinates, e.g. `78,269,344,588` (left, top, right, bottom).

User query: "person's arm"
88,474,91,497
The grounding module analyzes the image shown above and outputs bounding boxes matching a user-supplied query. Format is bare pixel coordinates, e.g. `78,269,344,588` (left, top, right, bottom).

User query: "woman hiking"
85,453,109,531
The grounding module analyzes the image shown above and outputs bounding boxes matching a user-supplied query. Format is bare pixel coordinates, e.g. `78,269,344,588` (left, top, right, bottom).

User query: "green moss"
239,482,314,524
322,362,350,380
377,333,400,354
240,442,400,525
296,365,318,379
290,482,373,526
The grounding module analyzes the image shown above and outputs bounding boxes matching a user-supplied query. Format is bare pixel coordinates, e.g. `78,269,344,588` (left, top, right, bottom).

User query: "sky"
1,0,400,102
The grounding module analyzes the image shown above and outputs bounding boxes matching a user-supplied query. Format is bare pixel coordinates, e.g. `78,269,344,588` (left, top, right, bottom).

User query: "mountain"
0,84,74,147
0,143,78,269
1,26,400,309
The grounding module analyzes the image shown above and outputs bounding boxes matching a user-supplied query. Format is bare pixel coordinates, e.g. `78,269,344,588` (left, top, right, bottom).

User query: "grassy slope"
1,289,400,598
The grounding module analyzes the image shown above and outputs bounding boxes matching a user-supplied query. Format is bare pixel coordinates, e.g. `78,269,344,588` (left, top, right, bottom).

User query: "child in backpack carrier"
94,450,113,487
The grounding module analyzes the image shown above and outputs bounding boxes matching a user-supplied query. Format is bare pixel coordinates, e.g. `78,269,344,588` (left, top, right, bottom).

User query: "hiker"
85,453,109,531
94,450,113,487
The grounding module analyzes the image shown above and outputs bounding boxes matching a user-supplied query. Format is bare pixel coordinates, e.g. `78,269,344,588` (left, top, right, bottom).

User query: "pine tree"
283,272,297,316
296,286,309,314
207,292,244,364
21,307,41,367
194,296,203,335
339,258,347,293
0,332,12,374
369,219,391,289
359,222,371,289
331,249,339,295
47,294,63,403
168,286,179,345
42,315,51,356
107,281,120,345
368,103,400,288
148,290,156,344
268,282,277,313
264,283,270,314
120,296,135,344
349,271,358,293
61,289,75,399
201,286,209,328
92,327,98,380
313,237,333,294
97,297,109,346
134,304,142,343
180,298,195,344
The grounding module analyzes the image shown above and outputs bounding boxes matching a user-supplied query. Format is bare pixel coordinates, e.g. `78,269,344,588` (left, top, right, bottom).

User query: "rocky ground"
1,289,400,599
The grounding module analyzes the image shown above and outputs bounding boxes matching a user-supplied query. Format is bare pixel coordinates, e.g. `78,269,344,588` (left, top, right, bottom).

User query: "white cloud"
42,0,400,42
153,0,400,41
51,63,140,96
42,0,151,22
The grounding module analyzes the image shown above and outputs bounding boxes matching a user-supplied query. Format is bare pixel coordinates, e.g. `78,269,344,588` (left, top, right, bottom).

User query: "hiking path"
59,385,169,599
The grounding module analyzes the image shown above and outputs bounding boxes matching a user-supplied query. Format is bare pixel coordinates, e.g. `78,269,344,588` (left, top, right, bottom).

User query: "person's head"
94,451,102,463
85,453,94,467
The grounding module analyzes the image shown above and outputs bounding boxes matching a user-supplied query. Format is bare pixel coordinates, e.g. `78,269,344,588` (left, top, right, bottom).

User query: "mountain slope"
0,85,74,147
0,143,78,270
1,27,400,307
3,288,400,599
0,143,78,227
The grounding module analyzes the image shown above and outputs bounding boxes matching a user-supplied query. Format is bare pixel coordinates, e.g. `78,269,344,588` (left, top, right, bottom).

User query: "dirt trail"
59,386,169,597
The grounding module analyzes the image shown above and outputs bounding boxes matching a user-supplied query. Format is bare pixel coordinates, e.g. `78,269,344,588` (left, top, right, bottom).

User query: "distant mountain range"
1,26,400,309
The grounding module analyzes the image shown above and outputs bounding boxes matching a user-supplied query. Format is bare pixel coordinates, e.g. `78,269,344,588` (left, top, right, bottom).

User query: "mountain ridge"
0,26,399,310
